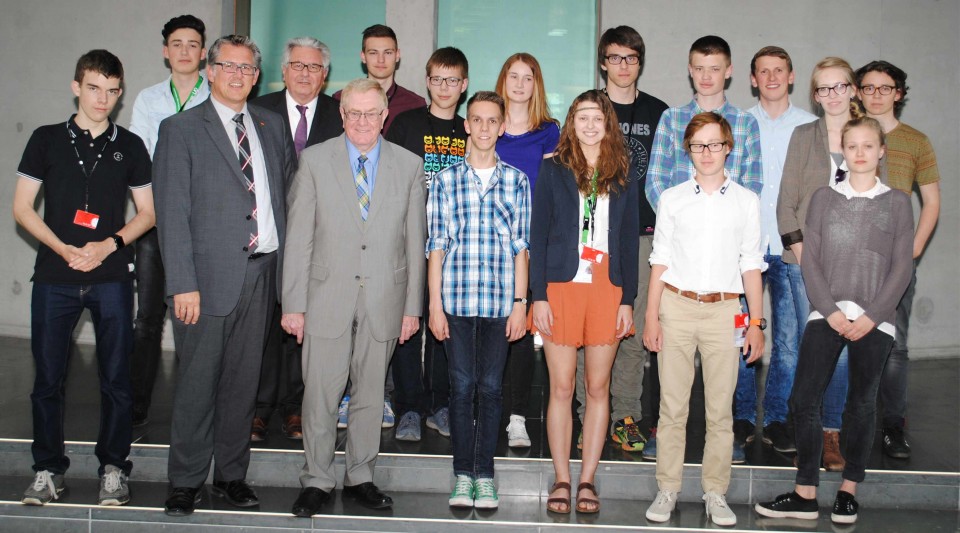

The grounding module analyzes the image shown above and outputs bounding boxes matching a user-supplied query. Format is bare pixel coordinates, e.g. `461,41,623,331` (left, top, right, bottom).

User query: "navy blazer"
529,157,640,305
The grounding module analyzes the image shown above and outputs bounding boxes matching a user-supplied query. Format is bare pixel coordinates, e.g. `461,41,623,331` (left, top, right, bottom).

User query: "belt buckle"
696,292,704,303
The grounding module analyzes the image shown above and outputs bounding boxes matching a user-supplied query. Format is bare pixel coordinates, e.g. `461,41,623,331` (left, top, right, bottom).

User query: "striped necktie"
233,113,259,250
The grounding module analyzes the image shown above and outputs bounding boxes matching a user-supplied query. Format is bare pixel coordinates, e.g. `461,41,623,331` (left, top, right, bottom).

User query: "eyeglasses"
815,82,850,97
344,109,385,122
213,61,258,76
860,84,896,96
605,54,640,65
688,142,727,153
428,76,463,87
287,61,325,73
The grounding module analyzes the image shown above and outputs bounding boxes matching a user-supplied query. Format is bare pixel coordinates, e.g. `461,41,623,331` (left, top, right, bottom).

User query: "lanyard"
170,77,203,113
580,169,598,244
66,121,112,211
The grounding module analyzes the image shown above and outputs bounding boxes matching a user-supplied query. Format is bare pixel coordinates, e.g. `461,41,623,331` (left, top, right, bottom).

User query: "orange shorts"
530,257,635,347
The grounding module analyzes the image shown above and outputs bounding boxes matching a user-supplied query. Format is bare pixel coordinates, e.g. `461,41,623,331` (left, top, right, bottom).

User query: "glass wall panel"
437,0,597,124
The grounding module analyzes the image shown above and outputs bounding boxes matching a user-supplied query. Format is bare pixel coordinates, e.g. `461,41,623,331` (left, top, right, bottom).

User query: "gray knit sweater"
801,187,914,326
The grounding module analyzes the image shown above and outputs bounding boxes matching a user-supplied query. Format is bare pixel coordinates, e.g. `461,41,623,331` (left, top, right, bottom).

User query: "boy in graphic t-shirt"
385,47,470,442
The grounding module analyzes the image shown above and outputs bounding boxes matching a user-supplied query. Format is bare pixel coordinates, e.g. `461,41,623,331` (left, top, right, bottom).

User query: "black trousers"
130,228,166,415
255,303,305,420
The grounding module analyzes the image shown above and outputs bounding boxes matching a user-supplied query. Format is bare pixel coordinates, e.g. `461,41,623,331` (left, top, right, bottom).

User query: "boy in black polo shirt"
14,49,155,507
384,47,469,442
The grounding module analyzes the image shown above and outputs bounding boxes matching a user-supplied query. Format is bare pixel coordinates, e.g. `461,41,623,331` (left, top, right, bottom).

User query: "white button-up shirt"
649,174,766,294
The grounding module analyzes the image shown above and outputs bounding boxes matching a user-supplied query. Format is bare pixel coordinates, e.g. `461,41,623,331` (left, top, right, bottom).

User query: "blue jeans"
821,347,848,430
31,281,134,476
734,255,807,425
791,320,893,485
445,315,509,479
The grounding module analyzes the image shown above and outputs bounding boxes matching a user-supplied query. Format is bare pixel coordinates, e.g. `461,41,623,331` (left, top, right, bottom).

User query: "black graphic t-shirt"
611,91,668,235
386,106,468,189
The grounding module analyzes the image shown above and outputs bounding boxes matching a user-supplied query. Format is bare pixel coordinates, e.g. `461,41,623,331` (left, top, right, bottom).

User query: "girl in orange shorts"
529,90,640,514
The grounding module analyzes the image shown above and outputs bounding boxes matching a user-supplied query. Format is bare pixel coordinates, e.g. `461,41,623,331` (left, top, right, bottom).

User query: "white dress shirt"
284,91,318,140
211,96,279,253
649,173,766,294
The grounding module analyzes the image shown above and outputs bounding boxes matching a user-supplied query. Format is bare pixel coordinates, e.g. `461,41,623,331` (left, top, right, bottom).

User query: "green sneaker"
448,475,474,507
612,416,646,452
473,478,499,509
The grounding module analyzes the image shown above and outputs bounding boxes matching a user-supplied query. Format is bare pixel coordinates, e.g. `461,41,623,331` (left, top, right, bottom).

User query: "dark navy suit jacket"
529,156,640,305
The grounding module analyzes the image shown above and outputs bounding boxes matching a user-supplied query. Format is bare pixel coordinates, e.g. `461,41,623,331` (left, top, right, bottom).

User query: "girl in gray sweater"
756,117,913,525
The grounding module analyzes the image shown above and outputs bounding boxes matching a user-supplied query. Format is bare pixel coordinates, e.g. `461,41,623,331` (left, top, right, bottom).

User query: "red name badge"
73,209,100,229
581,246,604,264
734,313,748,329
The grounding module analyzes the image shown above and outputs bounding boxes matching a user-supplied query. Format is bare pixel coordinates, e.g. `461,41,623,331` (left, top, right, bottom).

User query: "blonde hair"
495,53,557,131
810,57,863,119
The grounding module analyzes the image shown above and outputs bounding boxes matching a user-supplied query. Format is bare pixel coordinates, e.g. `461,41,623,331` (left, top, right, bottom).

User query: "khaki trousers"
655,289,740,494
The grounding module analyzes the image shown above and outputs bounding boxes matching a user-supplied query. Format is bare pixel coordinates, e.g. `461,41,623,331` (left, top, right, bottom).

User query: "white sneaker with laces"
22,470,65,505
506,414,531,448
98,465,130,506
703,491,736,526
645,489,677,522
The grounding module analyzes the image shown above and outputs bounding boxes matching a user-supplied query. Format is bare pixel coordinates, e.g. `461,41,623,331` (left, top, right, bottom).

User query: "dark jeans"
880,263,917,429
790,319,893,486
392,283,448,416
501,332,535,418
446,314,509,478
31,281,134,476
130,228,166,415
255,303,305,420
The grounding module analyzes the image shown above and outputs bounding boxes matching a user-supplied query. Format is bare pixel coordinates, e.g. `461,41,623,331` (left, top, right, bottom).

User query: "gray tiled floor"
0,336,957,472
2,474,959,532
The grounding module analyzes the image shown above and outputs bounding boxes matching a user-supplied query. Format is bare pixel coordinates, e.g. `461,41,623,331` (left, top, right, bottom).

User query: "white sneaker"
506,415,531,447
703,491,736,526
645,489,677,522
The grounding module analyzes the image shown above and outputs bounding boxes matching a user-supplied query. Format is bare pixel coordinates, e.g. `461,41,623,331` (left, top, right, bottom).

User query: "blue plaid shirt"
646,99,763,211
426,157,530,318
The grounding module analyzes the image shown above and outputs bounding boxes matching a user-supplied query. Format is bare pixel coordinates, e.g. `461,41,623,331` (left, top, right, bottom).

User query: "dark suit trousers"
168,253,277,487
255,303,305,420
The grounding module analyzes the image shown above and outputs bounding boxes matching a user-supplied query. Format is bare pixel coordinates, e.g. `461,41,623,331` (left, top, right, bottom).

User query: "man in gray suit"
153,35,296,517
281,78,425,516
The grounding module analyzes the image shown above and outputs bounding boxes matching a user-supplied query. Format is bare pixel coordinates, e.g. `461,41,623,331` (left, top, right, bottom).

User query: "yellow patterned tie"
355,155,370,221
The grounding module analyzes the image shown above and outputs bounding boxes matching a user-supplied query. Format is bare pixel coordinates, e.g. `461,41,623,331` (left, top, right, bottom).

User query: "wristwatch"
111,234,125,251
514,297,528,305
749,317,767,331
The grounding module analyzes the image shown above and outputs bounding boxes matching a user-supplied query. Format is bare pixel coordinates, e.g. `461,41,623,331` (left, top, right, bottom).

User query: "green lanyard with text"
580,169,598,244
170,77,203,113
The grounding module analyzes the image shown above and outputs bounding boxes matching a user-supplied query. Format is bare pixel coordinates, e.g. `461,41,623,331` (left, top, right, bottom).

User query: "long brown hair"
495,53,557,131
555,90,629,196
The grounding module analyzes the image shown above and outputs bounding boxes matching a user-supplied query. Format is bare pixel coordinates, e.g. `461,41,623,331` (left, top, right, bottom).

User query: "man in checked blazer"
281,78,426,517
153,35,296,516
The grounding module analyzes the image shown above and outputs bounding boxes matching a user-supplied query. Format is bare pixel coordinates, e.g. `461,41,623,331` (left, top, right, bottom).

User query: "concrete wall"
0,0,956,356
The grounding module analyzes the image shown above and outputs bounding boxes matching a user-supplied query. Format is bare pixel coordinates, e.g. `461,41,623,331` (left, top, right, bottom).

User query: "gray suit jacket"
154,98,296,316
282,134,426,342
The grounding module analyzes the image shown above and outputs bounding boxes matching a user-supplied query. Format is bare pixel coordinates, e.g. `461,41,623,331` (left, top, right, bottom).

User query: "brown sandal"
546,482,571,514
576,482,600,513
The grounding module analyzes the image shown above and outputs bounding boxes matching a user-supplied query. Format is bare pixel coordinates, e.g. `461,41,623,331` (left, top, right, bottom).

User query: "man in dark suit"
282,78,425,517
249,36,341,442
153,35,296,517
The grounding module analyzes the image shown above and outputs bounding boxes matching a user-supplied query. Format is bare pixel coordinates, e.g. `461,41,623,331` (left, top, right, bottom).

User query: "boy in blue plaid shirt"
426,91,530,510
645,35,763,211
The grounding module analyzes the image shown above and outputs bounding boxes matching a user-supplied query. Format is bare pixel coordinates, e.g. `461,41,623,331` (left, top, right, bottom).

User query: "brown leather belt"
664,283,740,303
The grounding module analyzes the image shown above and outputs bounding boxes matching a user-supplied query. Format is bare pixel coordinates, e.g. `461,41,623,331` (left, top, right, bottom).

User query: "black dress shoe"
165,486,201,516
342,482,393,509
292,486,332,517
211,479,259,508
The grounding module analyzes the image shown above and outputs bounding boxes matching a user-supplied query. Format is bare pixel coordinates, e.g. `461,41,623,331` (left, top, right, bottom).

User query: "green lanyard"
170,77,203,113
580,169,598,244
